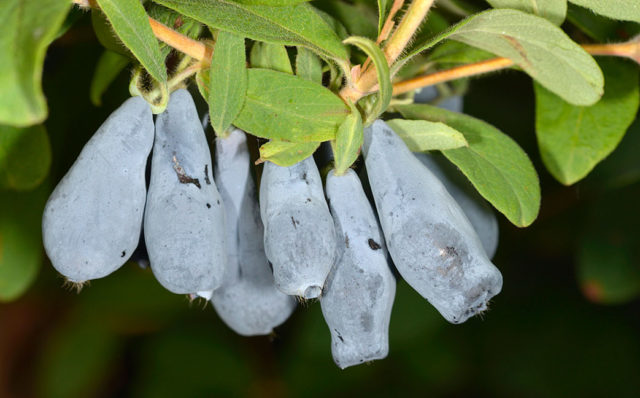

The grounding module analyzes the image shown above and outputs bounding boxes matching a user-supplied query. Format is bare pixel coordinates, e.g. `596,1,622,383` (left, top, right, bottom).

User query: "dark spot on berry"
121,251,126,257
204,165,211,185
206,203,211,208
368,239,382,250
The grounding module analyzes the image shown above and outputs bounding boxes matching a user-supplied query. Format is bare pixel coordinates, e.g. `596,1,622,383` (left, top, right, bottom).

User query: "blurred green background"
1,10,640,398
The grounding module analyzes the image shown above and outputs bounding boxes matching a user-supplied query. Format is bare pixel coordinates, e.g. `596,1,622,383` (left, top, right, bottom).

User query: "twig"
72,0,212,66
148,18,212,66
341,0,436,102
392,40,640,96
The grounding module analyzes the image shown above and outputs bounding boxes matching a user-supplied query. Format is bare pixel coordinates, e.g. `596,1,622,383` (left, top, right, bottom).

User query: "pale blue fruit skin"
212,128,296,336
363,120,502,324
415,153,499,259
413,87,499,259
42,96,154,282
322,169,396,369
144,89,226,294
259,156,336,298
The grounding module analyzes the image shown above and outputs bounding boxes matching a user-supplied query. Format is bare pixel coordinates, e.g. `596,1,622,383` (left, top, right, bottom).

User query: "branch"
341,0,436,102
148,18,212,66
392,40,640,96
72,0,212,66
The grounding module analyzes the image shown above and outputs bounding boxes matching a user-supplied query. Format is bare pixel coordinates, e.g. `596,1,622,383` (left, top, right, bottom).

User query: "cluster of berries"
42,89,501,369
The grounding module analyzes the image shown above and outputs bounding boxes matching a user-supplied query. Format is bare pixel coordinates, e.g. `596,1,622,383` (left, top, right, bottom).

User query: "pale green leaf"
401,9,604,106
234,0,312,4
486,0,567,25
259,140,320,166
343,36,391,124
0,0,70,127
153,0,348,61
296,47,323,84
396,103,540,227
90,50,130,107
333,102,364,175
568,0,640,23
234,69,348,142
535,58,640,185
0,124,51,191
378,0,390,34
386,119,468,151
250,41,293,74
0,182,49,301
315,1,378,38
94,0,167,84
209,31,247,136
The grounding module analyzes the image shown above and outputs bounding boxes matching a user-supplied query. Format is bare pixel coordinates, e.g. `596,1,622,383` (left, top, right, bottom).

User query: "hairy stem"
148,18,212,66
392,41,640,96
384,0,435,64
72,0,212,66
341,0,435,102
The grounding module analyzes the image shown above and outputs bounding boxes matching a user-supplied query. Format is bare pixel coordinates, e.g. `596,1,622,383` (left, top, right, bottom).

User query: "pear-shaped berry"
212,128,296,335
322,169,396,369
363,120,502,324
144,89,226,294
42,96,154,282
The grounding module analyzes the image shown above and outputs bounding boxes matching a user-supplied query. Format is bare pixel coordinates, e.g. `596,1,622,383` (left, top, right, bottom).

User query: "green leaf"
343,36,391,124
577,185,640,304
250,41,293,74
234,0,312,4
315,1,378,38
0,0,70,127
209,31,247,136
234,69,348,142
94,0,167,85
566,2,622,42
333,102,364,175
152,0,348,61
146,3,202,59
296,47,323,84
396,103,540,227
486,0,567,25
535,58,640,185
91,9,133,58
37,320,120,398
0,182,49,302
428,41,496,65
401,9,604,106
259,140,320,166
90,50,130,107
0,124,51,191
378,0,391,34
386,119,468,151
578,237,640,304
568,0,640,23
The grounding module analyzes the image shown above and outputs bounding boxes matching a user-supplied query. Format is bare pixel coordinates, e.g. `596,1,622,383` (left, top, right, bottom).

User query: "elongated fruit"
212,128,296,336
322,169,396,369
144,89,226,295
42,96,153,282
415,152,499,259
259,156,336,298
363,120,502,324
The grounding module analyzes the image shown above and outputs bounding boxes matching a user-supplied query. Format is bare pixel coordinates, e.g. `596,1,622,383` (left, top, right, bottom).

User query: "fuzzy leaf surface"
396,103,540,227
0,0,70,126
209,31,247,135
234,69,348,142
535,58,640,185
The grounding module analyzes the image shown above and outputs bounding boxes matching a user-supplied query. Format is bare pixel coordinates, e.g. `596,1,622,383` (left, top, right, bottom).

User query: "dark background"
1,11,639,398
